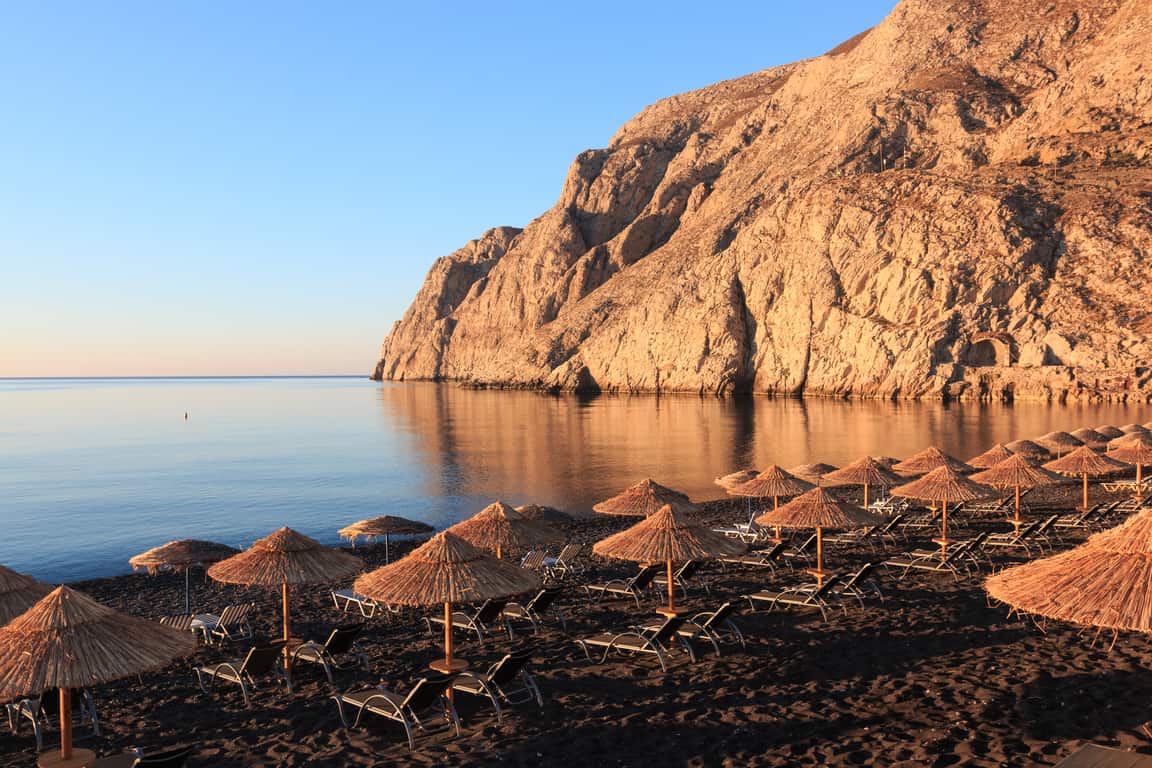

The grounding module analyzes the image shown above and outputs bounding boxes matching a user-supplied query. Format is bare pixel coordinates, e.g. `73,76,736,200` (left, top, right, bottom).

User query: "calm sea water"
0,377,1147,582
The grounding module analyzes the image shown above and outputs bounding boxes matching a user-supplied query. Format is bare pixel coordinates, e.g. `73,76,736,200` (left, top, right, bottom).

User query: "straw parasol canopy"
986,508,1152,633
788,462,839,483
970,455,1065,532
130,539,241,614
514,504,573,525
728,466,814,542
209,527,362,661
1044,446,1129,512
1035,431,1085,457
1107,433,1152,502
891,467,994,554
893,446,973,476
1004,439,1050,459
0,586,196,764
355,532,539,673
338,515,434,562
1070,428,1110,448
447,500,562,559
755,488,879,585
0,565,51,627
714,469,760,490
1096,425,1125,439
592,479,697,517
821,456,904,510
594,504,745,613
1120,423,1151,435
967,444,1015,470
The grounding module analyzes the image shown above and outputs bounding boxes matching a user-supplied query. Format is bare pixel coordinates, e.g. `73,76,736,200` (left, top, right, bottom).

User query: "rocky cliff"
375,0,1152,402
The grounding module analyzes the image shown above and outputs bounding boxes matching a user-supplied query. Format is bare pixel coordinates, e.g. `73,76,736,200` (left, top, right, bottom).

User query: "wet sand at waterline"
4,484,1152,767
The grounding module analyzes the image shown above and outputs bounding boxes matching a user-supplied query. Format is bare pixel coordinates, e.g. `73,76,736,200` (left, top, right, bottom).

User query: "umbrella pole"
60,687,72,761
863,483,870,511
185,569,191,614
937,499,949,557
813,526,825,585
773,496,782,543
1137,464,1144,503
667,559,675,613
282,582,291,667
444,601,453,670
1082,473,1089,512
1013,484,1022,533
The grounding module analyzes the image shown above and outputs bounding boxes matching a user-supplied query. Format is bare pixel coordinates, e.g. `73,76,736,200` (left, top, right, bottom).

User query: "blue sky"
1,1,895,376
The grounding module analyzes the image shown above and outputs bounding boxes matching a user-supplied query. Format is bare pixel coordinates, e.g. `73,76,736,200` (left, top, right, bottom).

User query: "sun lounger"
501,586,567,636
331,673,460,750
191,602,255,645
984,520,1043,555
1052,743,1152,767
423,598,508,642
289,623,370,684
824,515,905,552
576,615,694,671
744,575,844,622
519,550,547,572
90,745,195,768
542,543,587,579
883,536,984,581
780,533,819,567
717,541,786,573
158,613,195,632
194,641,288,707
712,522,773,545
652,560,710,598
582,563,660,608
6,688,100,751
451,646,544,721
331,588,385,618
639,601,746,655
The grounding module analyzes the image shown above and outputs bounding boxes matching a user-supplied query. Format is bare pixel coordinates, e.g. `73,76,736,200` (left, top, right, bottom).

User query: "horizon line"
0,374,369,380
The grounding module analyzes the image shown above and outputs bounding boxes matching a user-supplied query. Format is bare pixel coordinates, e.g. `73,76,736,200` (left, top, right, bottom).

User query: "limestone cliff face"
374,0,1152,402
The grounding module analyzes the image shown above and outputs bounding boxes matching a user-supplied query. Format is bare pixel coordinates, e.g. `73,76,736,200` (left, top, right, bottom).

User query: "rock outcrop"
374,0,1152,402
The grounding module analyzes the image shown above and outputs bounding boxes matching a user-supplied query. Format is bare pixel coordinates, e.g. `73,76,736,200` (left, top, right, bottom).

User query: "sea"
0,376,1146,583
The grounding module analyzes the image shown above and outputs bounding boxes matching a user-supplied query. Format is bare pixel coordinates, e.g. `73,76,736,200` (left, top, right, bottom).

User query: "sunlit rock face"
375,0,1152,403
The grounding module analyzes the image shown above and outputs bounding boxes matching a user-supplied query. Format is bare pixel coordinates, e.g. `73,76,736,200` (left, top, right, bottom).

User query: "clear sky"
1,1,895,377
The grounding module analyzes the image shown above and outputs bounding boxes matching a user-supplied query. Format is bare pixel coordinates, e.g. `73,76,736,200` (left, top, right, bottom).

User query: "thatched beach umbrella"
0,565,51,627
821,456,903,510
1044,446,1128,512
893,447,973,476
515,504,573,525
594,504,744,614
1107,433,1152,502
593,479,697,517
448,500,562,559
986,508,1152,635
714,469,760,491
338,515,435,563
129,539,240,614
1036,431,1085,457
755,488,879,585
1096,425,1125,439
970,455,1065,533
1004,439,1050,459
208,527,362,662
967,444,1015,470
355,532,539,674
1120,424,1151,435
728,466,815,542
892,467,993,555
1070,428,1110,449
0,586,196,766
788,463,839,483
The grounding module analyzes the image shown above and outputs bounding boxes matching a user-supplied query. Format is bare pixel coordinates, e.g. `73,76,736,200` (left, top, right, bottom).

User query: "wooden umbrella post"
772,496,782,543
666,559,675,613
443,601,453,671
59,687,72,761
1082,472,1089,512
863,482,870,512
1138,464,1144,503
1013,484,1022,534
281,582,291,667
807,526,825,586
934,499,949,557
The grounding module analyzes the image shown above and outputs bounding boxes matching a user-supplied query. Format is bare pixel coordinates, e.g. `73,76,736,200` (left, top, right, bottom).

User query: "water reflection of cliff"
376,383,1143,514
